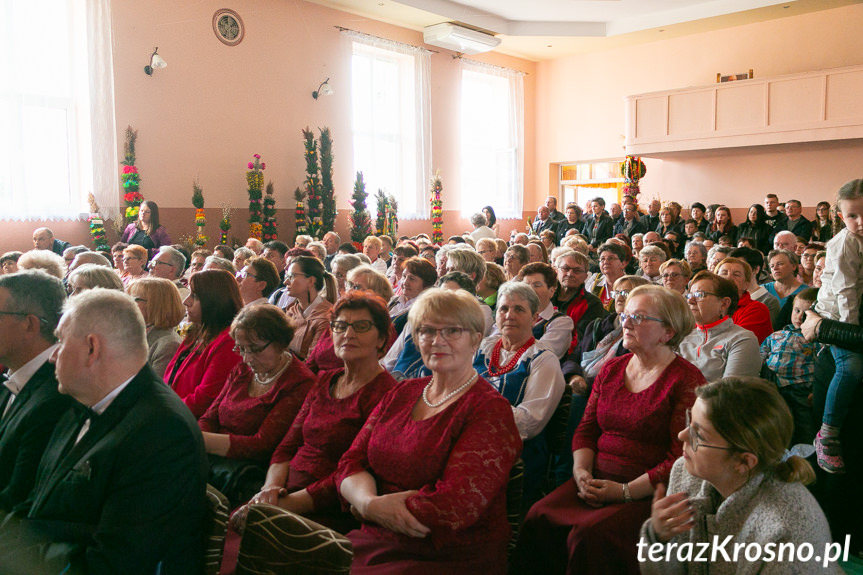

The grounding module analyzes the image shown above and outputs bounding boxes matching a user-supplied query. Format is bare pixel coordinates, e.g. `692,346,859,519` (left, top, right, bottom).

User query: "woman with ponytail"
284,256,337,360
640,378,840,574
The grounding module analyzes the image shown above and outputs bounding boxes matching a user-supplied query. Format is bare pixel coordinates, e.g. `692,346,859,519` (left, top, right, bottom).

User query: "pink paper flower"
254,154,261,159
261,163,266,169
248,162,254,169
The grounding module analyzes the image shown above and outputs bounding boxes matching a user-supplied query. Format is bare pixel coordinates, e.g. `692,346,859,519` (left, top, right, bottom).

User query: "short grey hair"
158,246,187,278
639,245,668,262
62,289,148,363
306,241,327,261
497,281,540,315
331,254,362,274
17,250,66,279
470,212,488,227
446,248,487,283
204,256,236,274
71,252,112,269
68,264,124,292
685,241,708,260
0,270,66,341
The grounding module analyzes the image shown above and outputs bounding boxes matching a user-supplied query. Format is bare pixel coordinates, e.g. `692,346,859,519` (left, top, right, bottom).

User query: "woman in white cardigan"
639,378,841,575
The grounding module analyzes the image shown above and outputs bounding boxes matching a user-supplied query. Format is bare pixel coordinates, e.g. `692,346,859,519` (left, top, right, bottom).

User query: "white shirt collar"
89,374,135,415
4,345,57,396
538,301,557,321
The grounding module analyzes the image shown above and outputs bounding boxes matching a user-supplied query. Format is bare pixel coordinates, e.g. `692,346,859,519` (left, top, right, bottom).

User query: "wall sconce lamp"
312,78,334,100
144,47,167,76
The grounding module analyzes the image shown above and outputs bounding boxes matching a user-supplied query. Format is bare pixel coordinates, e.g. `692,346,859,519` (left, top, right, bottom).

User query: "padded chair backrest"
545,391,572,456
506,458,525,557
202,484,230,575
235,503,353,575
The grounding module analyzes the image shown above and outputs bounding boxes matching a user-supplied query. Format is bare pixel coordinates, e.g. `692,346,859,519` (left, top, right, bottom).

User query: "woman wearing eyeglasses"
236,256,280,307
198,304,315,506
120,244,148,286
678,271,761,383
164,269,243,418
641,378,836,575
283,256,337,360
513,285,705,575
337,289,521,574
126,277,184,377
658,258,692,296
231,292,395,538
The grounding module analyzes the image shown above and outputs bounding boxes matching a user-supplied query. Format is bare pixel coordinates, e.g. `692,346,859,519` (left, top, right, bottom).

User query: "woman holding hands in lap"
514,285,705,575
641,378,839,575
337,289,521,574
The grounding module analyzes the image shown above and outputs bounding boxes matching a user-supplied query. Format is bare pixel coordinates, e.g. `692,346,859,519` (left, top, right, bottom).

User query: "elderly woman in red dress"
197,304,316,505
513,285,705,575
337,289,521,574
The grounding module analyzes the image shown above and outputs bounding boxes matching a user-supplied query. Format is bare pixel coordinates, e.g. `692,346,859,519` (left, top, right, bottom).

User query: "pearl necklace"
422,371,478,408
254,353,292,386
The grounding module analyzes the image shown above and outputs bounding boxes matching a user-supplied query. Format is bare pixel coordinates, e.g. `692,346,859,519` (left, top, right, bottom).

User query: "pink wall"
535,3,863,213
0,0,535,255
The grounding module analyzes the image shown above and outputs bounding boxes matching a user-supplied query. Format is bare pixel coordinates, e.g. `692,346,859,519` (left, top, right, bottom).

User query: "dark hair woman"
232,292,395,536
482,205,499,236
164,269,243,418
198,304,316,506
735,203,771,254
284,256,337,360
120,200,172,260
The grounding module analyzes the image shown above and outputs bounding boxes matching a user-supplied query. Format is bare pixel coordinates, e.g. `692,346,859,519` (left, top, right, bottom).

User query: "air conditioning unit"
423,23,501,55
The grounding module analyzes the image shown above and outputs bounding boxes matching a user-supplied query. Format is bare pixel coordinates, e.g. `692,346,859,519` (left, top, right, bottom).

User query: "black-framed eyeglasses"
685,409,736,453
619,312,664,326
236,270,259,280
330,320,374,334
233,341,272,356
416,325,470,342
0,310,48,324
147,260,173,269
685,291,719,302
661,272,684,280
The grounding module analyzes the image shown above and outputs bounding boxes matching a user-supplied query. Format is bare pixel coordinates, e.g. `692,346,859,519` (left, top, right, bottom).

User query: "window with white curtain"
460,60,524,219
0,0,117,221
345,30,432,220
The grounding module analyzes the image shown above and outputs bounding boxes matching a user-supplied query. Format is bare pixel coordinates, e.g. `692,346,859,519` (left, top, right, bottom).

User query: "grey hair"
0,270,66,341
204,256,236,274
17,250,66,279
72,252,112,268
639,245,668,262
470,212,488,227
62,289,148,362
685,241,708,260
332,254,362,274
446,248,487,283
306,241,327,261
157,246,187,278
497,281,540,315
68,264,124,292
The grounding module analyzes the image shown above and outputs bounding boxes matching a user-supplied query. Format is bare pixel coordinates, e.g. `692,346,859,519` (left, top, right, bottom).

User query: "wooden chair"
506,458,525,557
202,484,230,575
235,504,353,574
542,390,572,496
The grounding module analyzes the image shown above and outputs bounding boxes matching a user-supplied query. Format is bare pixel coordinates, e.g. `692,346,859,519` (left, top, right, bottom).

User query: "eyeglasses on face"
619,312,665,326
0,310,49,324
236,270,259,280
416,325,470,342
558,265,586,274
609,289,630,299
148,260,173,269
685,291,718,302
233,341,272,356
345,281,363,291
330,320,374,334
285,272,308,282
685,409,736,453
661,272,683,280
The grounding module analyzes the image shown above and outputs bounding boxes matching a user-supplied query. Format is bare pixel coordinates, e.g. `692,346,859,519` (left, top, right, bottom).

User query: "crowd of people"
0,183,860,574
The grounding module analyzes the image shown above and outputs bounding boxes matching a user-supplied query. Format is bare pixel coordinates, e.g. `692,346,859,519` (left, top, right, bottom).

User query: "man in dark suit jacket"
0,289,208,575
784,199,813,242
0,272,72,513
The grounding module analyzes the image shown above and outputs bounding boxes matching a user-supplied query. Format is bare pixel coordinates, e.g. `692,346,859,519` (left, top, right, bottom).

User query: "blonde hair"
659,258,692,279
126,277,185,330
696,378,815,485
123,244,148,263
715,256,753,284
627,284,693,349
363,236,382,250
347,265,394,301
17,250,66,279
408,288,485,337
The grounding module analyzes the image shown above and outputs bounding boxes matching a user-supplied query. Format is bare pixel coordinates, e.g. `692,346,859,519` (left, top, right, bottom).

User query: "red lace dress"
335,377,522,574
512,354,704,575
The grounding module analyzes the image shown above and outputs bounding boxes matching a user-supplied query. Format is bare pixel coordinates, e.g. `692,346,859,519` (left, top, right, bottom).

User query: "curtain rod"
453,54,528,76
334,26,438,54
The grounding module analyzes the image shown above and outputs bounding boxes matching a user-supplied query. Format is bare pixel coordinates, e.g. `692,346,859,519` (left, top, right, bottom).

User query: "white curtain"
342,30,432,220
460,59,524,219
0,0,117,221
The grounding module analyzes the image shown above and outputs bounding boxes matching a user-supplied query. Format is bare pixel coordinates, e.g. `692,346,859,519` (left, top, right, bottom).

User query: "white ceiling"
309,0,862,60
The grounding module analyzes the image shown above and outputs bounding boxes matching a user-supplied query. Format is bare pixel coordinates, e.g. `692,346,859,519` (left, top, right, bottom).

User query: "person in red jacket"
164,269,242,418
715,257,773,343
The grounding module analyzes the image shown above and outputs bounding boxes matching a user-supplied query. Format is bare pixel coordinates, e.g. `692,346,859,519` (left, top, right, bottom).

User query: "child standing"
761,288,821,445
812,179,863,473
